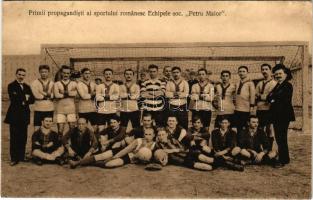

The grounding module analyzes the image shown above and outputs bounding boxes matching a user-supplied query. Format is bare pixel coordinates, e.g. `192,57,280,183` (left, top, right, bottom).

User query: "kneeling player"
211,117,244,171
237,115,277,165
154,128,213,171
63,118,98,162
31,116,64,165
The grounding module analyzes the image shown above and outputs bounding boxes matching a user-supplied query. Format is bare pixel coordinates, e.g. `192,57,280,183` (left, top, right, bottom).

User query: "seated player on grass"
31,116,64,165
63,118,98,163
105,128,156,168
154,127,213,171
98,115,128,152
128,112,156,139
69,124,155,169
237,115,277,166
188,115,211,155
211,117,244,171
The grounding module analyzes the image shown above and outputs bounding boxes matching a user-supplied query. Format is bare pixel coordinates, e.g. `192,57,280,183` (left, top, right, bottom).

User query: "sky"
3,1,312,55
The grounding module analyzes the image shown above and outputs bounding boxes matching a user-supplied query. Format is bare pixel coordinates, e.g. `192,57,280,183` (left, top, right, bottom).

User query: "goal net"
41,42,310,132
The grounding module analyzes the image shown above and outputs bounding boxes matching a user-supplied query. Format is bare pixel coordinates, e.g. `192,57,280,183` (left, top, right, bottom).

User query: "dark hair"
238,66,248,72
272,64,293,81
16,68,26,74
42,116,53,121
198,68,208,74
124,68,134,76
172,66,181,72
110,114,121,122
61,65,71,72
192,115,202,123
167,114,177,121
103,68,113,74
39,65,50,72
81,68,90,74
163,66,171,72
148,64,159,70
261,63,272,70
95,78,102,81
248,115,258,121
220,70,231,77
142,112,153,119
218,116,230,124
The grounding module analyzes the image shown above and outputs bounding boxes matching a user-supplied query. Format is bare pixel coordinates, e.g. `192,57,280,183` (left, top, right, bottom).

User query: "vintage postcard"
1,1,312,198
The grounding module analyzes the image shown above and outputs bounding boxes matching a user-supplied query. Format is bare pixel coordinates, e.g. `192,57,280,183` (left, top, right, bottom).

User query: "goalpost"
40,42,310,133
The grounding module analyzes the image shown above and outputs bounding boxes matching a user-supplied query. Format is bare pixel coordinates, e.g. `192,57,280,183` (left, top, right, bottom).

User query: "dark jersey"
63,127,98,157
238,128,270,153
211,128,237,152
32,129,62,153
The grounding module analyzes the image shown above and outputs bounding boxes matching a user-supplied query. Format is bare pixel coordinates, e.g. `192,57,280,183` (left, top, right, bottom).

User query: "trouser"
273,120,290,164
234,111,250,134
191,110,212,128
168,104,189,129
9,124,28,162
143,110,165,127
120,111,141,129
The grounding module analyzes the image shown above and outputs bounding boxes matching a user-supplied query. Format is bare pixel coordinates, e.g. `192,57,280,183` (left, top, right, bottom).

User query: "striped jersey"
256,79,277,110
215,83,236,115
235,79,255,112
190,81,215,111
54,80,77,114
95,81,120,114
77,80,97,113
31,79,54,112
165,78,189,107
140,79,166,111
120,82,140,112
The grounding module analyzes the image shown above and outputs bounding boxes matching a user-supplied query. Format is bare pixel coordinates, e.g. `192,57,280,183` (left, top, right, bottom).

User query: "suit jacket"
4,80,35,125
267,80,295,122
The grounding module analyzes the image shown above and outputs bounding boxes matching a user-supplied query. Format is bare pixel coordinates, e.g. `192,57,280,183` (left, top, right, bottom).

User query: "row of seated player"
31,113,277,171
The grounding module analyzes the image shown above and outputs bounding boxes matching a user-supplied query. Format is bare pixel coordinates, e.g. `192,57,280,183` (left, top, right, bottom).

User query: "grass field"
1,104,311,198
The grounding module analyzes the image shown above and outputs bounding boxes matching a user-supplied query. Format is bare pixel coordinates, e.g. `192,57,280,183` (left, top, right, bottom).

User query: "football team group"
4,62,295,171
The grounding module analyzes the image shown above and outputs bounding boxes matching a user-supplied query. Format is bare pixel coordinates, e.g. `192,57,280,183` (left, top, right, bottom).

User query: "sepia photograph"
1,1,312,198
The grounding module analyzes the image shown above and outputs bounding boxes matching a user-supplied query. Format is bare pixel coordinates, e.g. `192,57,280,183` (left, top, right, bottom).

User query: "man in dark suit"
4,68,35,166
267,64,295,168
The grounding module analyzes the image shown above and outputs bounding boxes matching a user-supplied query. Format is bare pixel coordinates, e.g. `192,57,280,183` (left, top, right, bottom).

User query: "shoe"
55,157,65,166
225,160,244,172
10,161,19,166
35,159,43,166
69,160,79,169
274,162,285,169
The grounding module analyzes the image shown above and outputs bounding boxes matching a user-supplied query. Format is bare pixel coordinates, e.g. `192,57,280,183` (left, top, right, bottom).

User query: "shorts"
121,154,131,164
96,113,116,125
34,111,54,126
56,113,77,123
256,110,272,127
78,112,98,125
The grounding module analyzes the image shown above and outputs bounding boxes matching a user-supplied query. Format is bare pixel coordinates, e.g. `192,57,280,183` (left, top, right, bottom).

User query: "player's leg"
105,158,125,168
120,112,129,128
97,113,107,132
130,111,141,129
56,114,67,136
67,114,77,130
